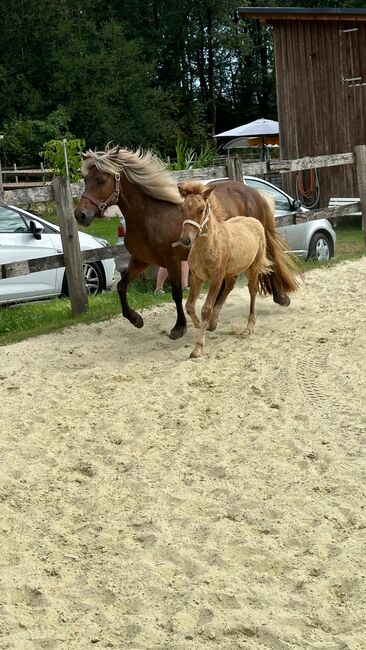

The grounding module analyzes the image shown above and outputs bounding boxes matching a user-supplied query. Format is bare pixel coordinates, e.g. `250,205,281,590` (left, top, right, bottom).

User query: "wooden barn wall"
272,19,366,204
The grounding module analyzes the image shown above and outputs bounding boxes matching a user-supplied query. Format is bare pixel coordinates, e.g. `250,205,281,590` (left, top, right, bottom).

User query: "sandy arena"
1,258,366,649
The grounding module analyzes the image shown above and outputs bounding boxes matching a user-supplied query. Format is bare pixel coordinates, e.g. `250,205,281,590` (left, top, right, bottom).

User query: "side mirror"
292,199,301,210
29,220,44,240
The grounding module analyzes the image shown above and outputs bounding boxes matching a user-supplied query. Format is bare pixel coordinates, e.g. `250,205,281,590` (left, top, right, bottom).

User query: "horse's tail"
258,193,300,296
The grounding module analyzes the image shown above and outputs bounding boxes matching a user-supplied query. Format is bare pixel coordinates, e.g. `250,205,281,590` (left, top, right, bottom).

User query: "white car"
0,204,115,305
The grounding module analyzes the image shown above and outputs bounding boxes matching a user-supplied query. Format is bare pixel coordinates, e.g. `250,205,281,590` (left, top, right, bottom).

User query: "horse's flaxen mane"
81,144,183,205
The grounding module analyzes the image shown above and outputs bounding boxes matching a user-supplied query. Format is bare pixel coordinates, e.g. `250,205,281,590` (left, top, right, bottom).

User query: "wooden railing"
1,164,52,189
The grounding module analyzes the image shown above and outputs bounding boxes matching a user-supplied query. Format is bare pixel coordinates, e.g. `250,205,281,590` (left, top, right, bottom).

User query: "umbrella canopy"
215,118,279,138
224,135,279,149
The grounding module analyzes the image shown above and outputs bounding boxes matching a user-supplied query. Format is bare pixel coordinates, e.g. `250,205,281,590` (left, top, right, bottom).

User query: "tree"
2,108,73,166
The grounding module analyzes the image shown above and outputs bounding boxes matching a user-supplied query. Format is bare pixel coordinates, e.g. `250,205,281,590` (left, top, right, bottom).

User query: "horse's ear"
178,184,188,198
203,184,216,199
81,152,88,160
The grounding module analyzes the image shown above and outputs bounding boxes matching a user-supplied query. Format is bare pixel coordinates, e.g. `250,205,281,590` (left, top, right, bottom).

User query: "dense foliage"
0,0,360,165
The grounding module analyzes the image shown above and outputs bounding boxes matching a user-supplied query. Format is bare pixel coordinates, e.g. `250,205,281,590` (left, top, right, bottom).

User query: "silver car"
115,175,336,270
0,204,116,305
243,176,336,261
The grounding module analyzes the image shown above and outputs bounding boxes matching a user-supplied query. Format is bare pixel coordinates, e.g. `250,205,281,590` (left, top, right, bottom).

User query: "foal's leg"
191,278,223,359
117,257,149,328
207,275,237,331
245,267,259,334
166,260,187,340
186,274,203,329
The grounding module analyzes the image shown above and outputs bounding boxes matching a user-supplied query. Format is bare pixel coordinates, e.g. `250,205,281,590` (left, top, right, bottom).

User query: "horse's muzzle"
74,208,94,227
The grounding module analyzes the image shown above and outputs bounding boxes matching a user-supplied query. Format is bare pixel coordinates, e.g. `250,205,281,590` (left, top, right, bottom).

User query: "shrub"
40,138,85,182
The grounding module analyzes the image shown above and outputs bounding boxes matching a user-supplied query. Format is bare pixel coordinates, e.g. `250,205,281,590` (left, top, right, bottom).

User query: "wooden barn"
238,7,366,206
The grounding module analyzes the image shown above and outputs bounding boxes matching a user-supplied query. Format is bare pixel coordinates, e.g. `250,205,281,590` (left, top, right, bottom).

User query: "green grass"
0,277,170,346
0,225,364,347
78,216,120,245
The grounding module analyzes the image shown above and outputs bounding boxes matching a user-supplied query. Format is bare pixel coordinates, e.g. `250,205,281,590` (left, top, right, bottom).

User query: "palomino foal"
179,183,272,358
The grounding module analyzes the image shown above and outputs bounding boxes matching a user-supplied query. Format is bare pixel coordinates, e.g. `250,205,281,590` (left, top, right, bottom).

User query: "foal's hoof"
169,326,187,340
274,293,291,307
190,350,201,359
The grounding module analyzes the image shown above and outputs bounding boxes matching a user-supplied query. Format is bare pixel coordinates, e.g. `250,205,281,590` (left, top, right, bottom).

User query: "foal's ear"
178,184,188,197
203,185,216,199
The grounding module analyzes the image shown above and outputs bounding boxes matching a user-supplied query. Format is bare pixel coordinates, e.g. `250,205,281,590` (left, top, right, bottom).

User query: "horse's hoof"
131,314,144,328
274,293,291,307
207,322,217,332
169,326,187,340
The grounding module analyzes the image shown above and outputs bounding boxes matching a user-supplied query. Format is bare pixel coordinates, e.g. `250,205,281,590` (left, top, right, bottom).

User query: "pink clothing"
155,261,189,291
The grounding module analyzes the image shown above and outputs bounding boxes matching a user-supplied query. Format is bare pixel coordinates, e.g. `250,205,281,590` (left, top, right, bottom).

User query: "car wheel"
83,262,104,295
308,232,332,262
62,262,104,297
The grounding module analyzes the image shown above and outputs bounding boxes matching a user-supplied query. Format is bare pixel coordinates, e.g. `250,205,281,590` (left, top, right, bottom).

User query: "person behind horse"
155,261,189,295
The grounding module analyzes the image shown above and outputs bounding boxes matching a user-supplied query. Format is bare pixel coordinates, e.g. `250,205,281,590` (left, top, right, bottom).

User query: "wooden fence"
1,164,52,190
1,147,366,316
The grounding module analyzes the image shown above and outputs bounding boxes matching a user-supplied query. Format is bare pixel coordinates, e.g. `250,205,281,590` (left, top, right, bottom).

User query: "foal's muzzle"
180,234,193,248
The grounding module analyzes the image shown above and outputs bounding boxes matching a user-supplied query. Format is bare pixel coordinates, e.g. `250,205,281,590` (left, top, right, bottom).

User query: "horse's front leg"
117,257,149,328
186,273,203,329
191,278,223,359
167,261,187,340
169,281,187,340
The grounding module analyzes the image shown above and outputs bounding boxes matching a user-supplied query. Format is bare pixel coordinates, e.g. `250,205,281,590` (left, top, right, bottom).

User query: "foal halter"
81,172,121,216
172,202,211,247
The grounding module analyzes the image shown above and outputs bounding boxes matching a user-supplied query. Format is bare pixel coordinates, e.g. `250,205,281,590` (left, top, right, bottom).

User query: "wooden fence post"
0,158,4,204
354,144,366,244
226,155,243,182
52,176,89,315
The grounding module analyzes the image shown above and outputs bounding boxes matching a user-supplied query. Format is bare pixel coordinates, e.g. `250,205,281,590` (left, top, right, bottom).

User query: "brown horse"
74,145,299,339
180,183,272,357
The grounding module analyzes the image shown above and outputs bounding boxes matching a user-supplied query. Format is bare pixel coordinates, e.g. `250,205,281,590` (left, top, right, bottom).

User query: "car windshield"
245,178,292,212
0,206,29,233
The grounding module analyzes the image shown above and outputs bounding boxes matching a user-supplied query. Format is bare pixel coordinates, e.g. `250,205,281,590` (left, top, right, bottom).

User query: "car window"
245,178,292,212
0,206,29,233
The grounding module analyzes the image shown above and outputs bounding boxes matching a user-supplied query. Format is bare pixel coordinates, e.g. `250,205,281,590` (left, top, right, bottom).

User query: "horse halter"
172,201,211,248
81,172,121,216
182,201,211,236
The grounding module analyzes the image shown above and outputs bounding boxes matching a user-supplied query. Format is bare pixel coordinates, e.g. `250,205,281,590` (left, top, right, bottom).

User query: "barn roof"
237,7,366,22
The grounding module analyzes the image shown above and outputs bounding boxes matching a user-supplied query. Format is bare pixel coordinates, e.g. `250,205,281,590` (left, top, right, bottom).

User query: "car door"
244,177,307,256
0,206,59,303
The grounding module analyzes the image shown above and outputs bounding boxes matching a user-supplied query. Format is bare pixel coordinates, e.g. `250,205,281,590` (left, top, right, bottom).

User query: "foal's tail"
259,193,300,296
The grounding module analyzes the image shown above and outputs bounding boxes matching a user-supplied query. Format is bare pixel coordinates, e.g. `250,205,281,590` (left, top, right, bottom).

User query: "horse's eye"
96,176,106,186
